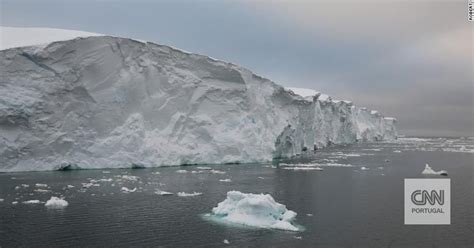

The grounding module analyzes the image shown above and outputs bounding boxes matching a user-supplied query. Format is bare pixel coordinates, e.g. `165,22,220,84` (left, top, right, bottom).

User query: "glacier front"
0,29,397,172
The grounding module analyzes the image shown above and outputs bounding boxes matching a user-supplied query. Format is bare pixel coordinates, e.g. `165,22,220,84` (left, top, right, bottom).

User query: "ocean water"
0,137,472,247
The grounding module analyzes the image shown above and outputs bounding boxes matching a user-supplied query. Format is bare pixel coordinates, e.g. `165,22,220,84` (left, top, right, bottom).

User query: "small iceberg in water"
45,197,68,209
208,191,301,231
422,164,448,176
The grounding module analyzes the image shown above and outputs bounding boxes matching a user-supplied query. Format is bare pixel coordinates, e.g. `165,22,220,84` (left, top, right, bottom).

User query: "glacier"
0,27,397,172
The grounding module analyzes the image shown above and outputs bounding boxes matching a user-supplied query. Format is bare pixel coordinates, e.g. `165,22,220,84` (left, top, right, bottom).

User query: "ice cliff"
0,28,397,171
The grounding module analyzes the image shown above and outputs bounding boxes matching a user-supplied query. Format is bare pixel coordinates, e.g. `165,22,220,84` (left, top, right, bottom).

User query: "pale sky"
1,0,472,137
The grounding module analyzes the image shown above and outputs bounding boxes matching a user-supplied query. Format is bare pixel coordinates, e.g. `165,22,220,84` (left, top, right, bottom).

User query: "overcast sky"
1,0,472,137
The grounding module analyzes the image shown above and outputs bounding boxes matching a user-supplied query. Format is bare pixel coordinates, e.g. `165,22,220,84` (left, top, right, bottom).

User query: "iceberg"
421,164,448,176
0,27,397,172
210,191,300,231
44,197,69,209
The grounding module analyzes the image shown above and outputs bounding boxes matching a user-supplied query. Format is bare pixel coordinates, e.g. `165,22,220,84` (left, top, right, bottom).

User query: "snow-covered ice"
22,200,41,204
282,167,323,171
121,187,137,193
219,179,232,182
421,164,447,176
210,191,300,231
209,170,226,174
155,190,173,196
44,197,68,209
360,166,370,170
177,192,202,197
0,27,397,172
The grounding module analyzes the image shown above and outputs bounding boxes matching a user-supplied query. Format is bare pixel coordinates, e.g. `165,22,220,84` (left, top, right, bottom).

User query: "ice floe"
121,187,137,193
209,170,226,174
210,191,300,231
421,164,448,176
155,190,173,196
282,167,323,171
219,179,232,182
45,197,69,209
22,200,41,204
177,192,202,197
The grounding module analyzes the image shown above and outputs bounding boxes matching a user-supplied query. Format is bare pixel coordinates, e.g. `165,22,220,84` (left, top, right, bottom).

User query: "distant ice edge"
0,36,397,172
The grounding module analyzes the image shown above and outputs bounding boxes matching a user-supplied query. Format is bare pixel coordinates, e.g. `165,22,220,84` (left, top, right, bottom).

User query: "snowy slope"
0,27,102,50
0,27,397,172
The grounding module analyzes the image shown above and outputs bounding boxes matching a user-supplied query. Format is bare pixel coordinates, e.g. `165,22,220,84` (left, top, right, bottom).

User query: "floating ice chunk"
82,182,100,188
223,239,230,244
12,201,18,205
422,164,448,176
393,150,402,153
153,172,161,175
121,175,139,181
219,179,232,182
23,200,41,204
14,186,20,190
99,178,113,182
35,183,48,188
45,197,68,209
210,191,300,231
0,198,4,202
67,185,75,188
197,166,212,170
209,170,226,174
177,192,202,197
360,166,370,170
102,170,111,174
281,162,353,168
155,190,173,196
121,187,137,193
282,167,323,171
21,184,29,188
176,170,188,173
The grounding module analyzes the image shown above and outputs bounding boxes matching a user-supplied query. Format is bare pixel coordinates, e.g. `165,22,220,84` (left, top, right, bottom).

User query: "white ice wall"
0,35,396,172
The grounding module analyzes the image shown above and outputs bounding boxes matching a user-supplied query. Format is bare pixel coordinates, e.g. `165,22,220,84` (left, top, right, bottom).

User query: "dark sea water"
0,138,473,247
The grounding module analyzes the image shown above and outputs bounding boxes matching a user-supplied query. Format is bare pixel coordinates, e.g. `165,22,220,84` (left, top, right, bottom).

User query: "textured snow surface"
44,197,68,208
0,27,102,50
0,27,397,172
211,191,300,231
